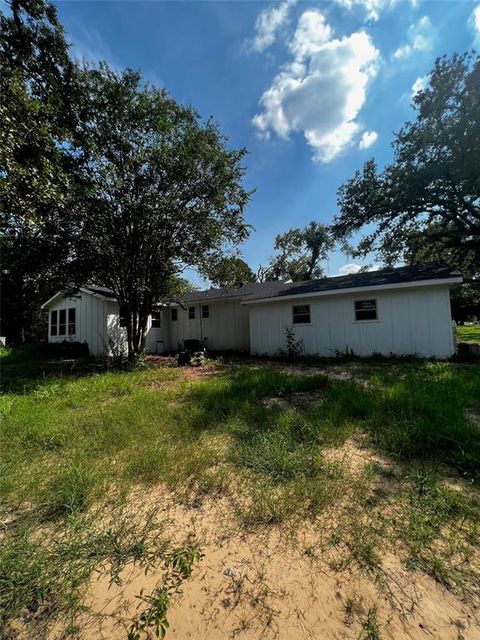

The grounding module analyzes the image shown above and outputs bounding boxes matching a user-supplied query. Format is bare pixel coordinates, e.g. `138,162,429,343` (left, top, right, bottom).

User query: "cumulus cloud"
393,16,433,60
253,9,380,163
470,5,480,45
358,130,378,149
337,262,380,275
336,0,395,22
247,0,297,53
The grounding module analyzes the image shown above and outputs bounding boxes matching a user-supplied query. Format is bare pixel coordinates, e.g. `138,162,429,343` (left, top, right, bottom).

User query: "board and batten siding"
48,292,110,356
248,285,454,358
168,299,250,352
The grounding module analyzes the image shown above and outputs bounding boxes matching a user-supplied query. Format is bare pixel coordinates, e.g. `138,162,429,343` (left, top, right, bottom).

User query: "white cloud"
247,0,297,53
358,130,378,149
253,9,380,163
411,75,427,99
470,5,480,45
336,0,395,22
393,16,433,60
337,262,380,275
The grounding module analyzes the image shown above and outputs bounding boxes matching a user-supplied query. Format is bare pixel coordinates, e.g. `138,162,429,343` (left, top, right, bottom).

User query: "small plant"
360,606,381,639
128,546,202,639
280,326,304,359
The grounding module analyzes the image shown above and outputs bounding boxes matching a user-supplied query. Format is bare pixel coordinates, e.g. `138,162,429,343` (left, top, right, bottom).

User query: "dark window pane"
202,305,209,318
171,308,178,321
68,308,76,335
59,309,66,335
51,310,58,336
293,304,311,324
188,306,195,320
355,300,377,321
151,311,161,328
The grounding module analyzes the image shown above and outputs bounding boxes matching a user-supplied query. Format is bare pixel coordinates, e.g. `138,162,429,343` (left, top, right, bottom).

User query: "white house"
41,262,462,358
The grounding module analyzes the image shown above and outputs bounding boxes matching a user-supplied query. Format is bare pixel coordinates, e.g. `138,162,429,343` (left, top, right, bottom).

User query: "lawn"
457,325,480,344
1,346,480,639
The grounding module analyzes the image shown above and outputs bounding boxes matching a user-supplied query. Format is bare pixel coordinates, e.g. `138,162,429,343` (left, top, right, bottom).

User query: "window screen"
354,299,377,321
151,311,161,328
188,306,195,320
202,304,209,319
51,310,58,336
292,304,311,324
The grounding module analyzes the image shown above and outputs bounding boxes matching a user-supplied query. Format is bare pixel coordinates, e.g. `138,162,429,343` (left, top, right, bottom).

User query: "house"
41,262,462,358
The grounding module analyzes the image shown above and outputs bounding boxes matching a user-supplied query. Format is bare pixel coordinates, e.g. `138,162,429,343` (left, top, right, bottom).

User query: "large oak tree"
333,52,480,278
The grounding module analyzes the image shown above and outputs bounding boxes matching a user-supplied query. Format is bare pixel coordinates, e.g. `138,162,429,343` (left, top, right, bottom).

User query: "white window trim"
353,298,379,323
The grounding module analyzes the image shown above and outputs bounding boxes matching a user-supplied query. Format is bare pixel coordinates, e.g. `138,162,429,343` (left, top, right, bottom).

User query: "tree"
0,0,78,343
264,221,334,281
333,52,480,276
202,255,255,287
75,64,251,358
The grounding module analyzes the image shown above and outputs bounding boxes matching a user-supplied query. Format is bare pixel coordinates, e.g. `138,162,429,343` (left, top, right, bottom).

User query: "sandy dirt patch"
74,490,480,640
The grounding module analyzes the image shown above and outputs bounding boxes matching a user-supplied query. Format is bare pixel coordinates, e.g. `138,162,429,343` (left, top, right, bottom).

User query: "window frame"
202,304,209,319
171,308,178,322
151,310,161,329
353,298,378,323
188,306,195,320
292,304,311,325
68,308,76,336
50,309,58,336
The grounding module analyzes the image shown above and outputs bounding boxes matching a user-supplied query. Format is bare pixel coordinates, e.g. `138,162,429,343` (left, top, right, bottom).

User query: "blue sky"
57,0,480,284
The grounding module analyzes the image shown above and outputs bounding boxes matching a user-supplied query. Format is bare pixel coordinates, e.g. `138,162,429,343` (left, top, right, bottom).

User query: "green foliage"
262,221,334,281
0,0,79,343
456,325,480,343
333,52,480,275
201,255,255,287
74,63,252,358
128,546,202,640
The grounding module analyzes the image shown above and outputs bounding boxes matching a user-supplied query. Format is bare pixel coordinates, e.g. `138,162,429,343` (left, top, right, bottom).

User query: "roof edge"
242,276,463,305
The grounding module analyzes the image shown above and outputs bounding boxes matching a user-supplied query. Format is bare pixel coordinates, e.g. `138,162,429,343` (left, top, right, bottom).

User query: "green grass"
457,325,480,344
1,347,480,636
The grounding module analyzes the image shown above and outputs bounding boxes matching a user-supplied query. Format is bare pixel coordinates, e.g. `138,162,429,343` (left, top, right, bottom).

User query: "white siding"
167,300,250,352
47,294,171,356
47,292,109,356
248,285,454,359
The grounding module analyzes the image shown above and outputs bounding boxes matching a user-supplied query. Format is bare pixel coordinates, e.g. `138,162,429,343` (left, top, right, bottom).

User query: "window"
151,311,161,328
59,309,66,336
171,308,178,321
202,304,209,319
68,308,76,335
119,314,127,328
293,304,311,324
50,310,58,336
354,299,377,321
188,306,195,320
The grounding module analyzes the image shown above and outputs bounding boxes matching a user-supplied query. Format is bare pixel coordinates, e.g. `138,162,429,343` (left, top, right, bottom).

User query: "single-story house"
41,262,462,358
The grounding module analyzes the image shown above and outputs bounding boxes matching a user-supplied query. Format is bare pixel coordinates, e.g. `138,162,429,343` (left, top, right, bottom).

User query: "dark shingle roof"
179,262,461,304
84,285,117,299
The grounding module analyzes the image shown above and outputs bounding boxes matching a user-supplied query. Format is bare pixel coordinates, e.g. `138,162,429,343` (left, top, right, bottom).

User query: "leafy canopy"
263,221,334,282
75,63,252,355
333,52,480,278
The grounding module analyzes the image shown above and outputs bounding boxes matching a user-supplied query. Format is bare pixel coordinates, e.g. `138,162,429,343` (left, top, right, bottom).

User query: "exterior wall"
248,285,454,358
47,292,109,356
47,294,171,356
167,299,250,352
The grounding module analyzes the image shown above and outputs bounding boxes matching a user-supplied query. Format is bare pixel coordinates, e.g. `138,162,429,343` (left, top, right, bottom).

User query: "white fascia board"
241,277,463,306
41,287,112,309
